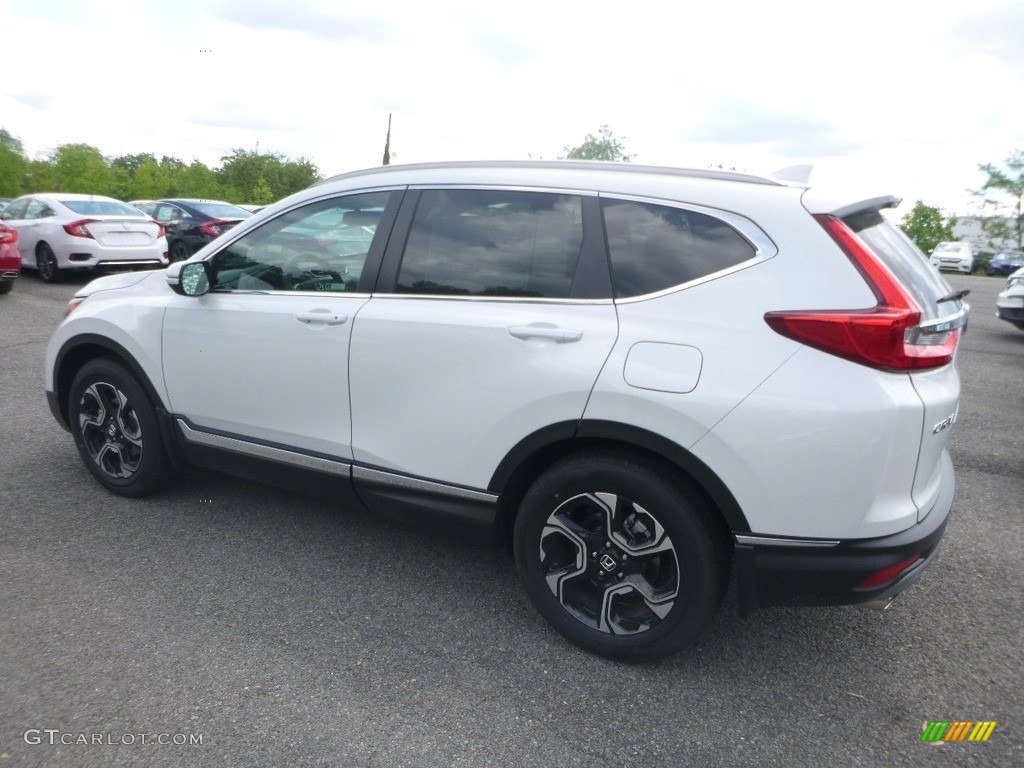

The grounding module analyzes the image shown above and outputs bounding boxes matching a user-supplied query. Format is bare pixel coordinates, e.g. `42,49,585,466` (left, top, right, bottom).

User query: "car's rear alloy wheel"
514,452,728,662
69,358,177,497
170,240,191,262
36,243,63,283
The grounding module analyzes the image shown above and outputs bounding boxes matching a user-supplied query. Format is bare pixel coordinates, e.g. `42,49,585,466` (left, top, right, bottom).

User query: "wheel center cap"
599,553,618,573
106,423,118,438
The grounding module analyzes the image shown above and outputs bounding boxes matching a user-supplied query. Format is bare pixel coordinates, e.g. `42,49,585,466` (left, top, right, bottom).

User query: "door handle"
295,310,348,326
508,325,583,343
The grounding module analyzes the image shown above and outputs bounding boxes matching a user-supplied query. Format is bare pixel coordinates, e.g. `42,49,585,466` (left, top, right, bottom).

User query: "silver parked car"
0,193,168,282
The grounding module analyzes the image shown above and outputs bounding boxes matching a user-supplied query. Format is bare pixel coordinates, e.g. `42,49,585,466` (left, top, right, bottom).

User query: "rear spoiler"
801,191,903,219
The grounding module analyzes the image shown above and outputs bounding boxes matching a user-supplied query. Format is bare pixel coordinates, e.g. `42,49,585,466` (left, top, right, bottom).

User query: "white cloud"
0,0,1021,213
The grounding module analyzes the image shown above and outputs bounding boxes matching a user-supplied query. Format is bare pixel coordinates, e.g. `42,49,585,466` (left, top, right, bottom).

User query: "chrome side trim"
352,465,498,504
918,306,970,333
734,534,840,548
95,260,165,266
176,420,351,477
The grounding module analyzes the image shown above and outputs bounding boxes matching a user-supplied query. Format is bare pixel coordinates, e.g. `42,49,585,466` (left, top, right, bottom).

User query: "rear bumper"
734,450,954,616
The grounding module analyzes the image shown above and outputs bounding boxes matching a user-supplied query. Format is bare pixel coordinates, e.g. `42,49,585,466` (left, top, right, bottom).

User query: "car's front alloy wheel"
514,452,728,661
69,358,177,496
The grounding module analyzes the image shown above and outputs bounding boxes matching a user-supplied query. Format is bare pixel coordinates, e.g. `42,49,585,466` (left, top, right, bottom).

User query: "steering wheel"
283,252,344,288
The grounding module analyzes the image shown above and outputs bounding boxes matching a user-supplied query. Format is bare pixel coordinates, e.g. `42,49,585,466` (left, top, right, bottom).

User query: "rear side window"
602,198,755,298
396,189,583,298
844,211,952,322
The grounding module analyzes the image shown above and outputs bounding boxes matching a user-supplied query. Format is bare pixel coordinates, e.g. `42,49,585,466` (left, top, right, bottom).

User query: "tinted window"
210,191,391,293
25,200,52,220
602,199,755,298
1,198,30,219
62,200,142,216
396,189,583,298
845,211,953,322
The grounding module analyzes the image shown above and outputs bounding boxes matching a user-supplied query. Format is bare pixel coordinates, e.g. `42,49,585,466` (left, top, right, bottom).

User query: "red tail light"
857,555,922,589
199,219,230,238
63,219,99,239
764,215,959,371
0,225,17,244
155,222,166,239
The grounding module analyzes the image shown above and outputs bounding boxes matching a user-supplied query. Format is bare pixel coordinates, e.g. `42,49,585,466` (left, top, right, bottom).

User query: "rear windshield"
844,211,954,322
62,200,142,216
189,201,252,219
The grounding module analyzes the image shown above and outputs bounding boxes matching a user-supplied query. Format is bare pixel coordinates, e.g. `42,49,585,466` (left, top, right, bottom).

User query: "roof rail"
313,159,783,188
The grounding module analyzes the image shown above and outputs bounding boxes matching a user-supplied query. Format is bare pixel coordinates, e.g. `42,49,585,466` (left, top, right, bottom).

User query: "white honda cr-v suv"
45,161,967,661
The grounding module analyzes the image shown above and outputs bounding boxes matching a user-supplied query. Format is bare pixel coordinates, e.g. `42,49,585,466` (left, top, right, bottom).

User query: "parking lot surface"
1,272,1021,767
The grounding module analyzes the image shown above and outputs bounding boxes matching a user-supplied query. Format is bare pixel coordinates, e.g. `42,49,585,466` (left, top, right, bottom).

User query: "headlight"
64,296,87,317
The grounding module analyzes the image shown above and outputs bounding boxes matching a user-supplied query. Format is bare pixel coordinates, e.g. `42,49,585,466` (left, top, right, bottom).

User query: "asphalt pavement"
1,270,1021,767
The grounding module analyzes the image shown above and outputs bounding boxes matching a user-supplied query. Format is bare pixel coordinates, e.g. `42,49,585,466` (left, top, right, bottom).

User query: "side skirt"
174,418,498,535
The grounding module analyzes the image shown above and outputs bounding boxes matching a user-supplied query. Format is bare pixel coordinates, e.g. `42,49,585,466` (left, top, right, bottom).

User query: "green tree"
0,128,27,197
250,176,274,205
177,159,220,198
52,143,111,193
217,149,320,202
133,158,168,199
561,125,634,162
111,152,157,178
159,156,187,196
106,166,133,200
973,150,1024,251
899,201,956,255
24,158,55,192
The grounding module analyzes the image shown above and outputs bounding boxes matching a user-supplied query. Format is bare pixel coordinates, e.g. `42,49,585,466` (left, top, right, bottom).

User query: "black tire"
169,240,191,262
0,280,12,295
36,243,63,283
514,452,728,662
68,358,178,497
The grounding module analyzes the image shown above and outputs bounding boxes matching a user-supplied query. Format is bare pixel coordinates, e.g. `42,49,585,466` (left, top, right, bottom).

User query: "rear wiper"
937,288,970,304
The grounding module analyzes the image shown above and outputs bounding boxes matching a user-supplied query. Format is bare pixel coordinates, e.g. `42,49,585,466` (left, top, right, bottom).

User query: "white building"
952,216,1019,254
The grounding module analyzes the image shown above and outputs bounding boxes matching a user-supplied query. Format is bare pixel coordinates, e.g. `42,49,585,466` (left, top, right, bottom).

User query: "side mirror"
167,261,211,296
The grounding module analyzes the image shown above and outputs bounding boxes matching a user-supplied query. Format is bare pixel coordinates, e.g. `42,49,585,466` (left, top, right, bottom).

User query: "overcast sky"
2,0,1022,214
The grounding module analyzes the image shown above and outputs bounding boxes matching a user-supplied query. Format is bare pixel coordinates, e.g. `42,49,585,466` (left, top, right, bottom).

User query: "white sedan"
0,193,168,282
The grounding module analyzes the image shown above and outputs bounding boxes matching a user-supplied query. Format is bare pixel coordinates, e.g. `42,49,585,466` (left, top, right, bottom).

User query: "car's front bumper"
733,449,953,616
996,292,1024,324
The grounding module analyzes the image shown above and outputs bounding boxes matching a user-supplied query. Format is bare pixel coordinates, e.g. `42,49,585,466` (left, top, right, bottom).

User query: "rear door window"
601,198,755,298
396,189,584,298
